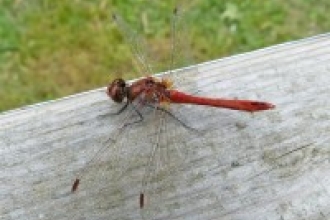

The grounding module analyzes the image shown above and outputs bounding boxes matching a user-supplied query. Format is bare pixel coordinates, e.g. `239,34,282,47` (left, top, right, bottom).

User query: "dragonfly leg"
111,100,129,115
122,104,144,128
145,104,198,132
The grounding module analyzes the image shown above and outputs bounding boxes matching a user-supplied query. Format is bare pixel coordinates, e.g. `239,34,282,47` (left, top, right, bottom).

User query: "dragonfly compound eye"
107,78,127,103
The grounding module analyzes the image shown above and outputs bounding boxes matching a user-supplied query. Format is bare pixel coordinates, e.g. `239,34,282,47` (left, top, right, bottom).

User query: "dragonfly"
71,7,275,214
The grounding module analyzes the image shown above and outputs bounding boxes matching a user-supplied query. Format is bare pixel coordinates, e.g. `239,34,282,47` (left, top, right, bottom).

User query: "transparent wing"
67,102,210,219
161,7,203,95
68,96,162,219
112,7,200,93
138,103,218,219
112,13,155,78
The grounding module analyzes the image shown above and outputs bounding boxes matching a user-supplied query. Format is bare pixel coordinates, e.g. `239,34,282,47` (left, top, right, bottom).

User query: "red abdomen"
168,90,275,112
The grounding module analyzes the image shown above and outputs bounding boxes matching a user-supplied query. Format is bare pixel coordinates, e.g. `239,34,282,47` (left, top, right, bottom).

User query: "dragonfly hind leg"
119,102,200,133
146,104,199,132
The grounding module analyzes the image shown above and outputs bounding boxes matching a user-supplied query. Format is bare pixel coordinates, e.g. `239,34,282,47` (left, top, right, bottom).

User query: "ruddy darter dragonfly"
71,8,275,211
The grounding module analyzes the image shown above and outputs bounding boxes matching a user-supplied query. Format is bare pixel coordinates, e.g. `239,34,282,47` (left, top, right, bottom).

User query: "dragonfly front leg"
111,100,129,115
122,103,144,128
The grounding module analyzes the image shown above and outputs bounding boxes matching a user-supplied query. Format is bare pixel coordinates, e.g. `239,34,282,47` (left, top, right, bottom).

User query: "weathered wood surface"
1,33,330,220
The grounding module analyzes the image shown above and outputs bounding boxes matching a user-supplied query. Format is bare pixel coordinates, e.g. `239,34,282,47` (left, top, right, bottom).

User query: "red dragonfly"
107,77,274,113
71,7,275,213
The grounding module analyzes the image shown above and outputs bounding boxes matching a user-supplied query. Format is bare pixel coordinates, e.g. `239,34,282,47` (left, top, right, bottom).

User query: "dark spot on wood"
72,179,80,193
140,193,144,209
231,161,240,167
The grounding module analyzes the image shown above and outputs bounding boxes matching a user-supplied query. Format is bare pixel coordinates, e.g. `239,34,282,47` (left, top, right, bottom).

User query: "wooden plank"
1,33,330,220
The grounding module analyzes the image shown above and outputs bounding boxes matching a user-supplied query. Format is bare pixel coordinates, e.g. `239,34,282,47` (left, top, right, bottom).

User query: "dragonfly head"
107,78,128,103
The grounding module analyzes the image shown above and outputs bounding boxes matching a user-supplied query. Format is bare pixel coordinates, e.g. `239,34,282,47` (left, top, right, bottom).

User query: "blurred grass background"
0,0,329,112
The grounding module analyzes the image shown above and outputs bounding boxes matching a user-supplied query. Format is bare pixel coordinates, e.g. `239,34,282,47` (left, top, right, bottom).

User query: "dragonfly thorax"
107,77,172,104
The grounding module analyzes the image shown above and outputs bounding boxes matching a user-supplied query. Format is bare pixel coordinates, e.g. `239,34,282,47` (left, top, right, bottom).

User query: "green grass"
0,0,329,112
